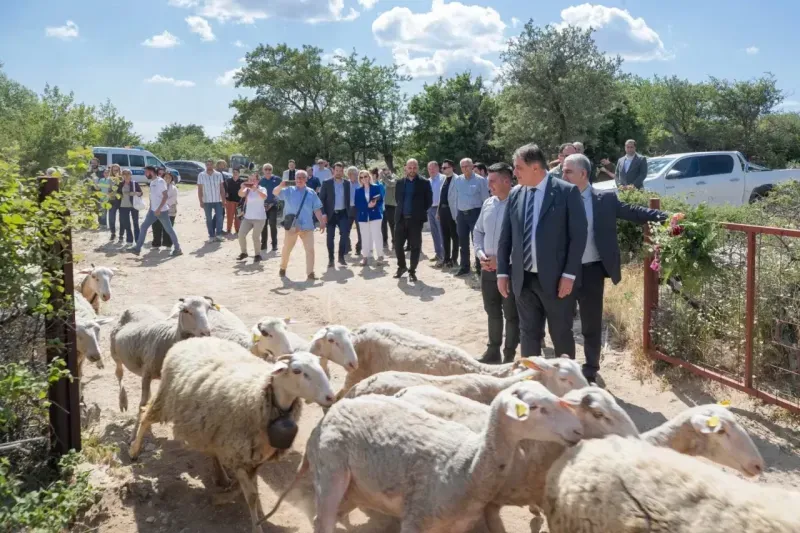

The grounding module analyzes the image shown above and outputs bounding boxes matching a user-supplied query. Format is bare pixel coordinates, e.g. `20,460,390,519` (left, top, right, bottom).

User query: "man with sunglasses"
438,159,460,268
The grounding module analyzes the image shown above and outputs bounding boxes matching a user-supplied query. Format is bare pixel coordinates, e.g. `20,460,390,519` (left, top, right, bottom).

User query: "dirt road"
76,188,800,532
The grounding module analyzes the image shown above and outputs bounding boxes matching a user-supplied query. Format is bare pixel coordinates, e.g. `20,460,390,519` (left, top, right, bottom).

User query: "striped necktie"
523,188,536,272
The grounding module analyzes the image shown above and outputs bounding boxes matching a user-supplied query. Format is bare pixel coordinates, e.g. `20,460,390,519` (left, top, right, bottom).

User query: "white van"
91,146,180,183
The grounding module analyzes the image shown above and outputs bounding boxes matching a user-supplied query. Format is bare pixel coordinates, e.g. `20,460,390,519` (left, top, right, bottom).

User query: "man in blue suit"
497,143,587,359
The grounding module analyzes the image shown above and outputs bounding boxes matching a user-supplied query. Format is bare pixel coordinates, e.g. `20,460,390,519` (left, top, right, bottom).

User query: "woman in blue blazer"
354,169,385,266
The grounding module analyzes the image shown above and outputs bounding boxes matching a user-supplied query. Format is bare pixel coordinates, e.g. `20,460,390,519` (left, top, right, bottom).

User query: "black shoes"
408,271,417,282
328,259,335,268
478,349,502,364
393,267,407,279
254,256,261,263
455,268,470,277
338,256,347,266
237,253,248,260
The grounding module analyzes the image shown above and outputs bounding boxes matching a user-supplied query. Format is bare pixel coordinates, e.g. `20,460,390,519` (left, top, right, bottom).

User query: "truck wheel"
749,185,773,203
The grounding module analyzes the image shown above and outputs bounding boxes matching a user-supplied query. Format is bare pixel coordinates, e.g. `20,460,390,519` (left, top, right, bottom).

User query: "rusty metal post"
39,177,81,455
642,198,661,351
743,231,756,389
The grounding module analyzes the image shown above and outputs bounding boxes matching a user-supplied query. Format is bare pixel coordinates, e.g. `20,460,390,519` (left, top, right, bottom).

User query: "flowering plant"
647,204,719,290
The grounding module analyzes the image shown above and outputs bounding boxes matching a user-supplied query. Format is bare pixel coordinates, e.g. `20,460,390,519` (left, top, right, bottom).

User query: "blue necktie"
523,188,536,272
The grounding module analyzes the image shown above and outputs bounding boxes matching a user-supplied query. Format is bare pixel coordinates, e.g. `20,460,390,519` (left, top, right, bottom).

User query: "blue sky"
3,0,799,142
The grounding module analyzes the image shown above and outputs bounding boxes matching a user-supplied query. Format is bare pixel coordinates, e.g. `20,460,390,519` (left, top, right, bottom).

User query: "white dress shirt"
581,185,601,264
473,195,508,260
623,154,634,173
429,173,443,207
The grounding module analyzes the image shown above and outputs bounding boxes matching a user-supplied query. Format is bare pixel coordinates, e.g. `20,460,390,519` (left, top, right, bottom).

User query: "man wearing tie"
615,139,648,189
497,143,587,359
561,153,669,382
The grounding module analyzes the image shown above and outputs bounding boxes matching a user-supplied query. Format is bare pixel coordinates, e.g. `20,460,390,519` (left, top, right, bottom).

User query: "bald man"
393,158,433,282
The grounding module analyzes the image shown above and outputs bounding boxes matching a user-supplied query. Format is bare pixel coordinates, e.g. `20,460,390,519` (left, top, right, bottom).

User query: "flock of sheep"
73,265,799,533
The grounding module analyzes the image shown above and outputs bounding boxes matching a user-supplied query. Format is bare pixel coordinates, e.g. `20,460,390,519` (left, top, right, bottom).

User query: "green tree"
408,73,502,165
496,21,623,155
232,44,342,168
336,51,410,170
156,123,209,144
710,74,783,157
95,99,141,147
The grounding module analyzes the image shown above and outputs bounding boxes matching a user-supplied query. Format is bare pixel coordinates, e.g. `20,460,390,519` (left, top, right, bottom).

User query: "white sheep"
109,296,213,413
345,356,586,402
129,338,335,533
262,381,584,533
395,387,765,533
543,435,798,533
255,322,358,374
73,292,114,400
75,264,117,313
336,322,526,399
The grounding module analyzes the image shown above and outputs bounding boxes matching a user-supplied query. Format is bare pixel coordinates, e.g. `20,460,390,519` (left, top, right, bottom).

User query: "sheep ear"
505,398,530,421
178,297,185,303
95,316,115,326
580,393,599,411
270,361,289,376
77,268,93,275
691,413,724,434
204,295,215,306
518,357,543,372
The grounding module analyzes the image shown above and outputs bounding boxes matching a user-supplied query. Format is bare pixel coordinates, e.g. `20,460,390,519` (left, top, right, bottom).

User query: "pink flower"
650,259,661,272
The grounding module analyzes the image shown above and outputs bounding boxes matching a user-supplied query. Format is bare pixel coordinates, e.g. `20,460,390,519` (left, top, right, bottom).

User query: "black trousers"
152,215,176,247
260,205,278,249
457,208,481,271
577,262,606,379
326,210,350,259
516,271,576,358
347,207,362,253
439,206,459,263
481,270,520,360
382,205,396,247
395,217,423,273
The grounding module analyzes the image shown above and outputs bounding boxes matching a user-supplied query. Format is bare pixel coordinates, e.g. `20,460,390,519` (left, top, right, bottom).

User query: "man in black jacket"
497,143,587,359
318,162,351,267
394,158,433,282
562,153,671,382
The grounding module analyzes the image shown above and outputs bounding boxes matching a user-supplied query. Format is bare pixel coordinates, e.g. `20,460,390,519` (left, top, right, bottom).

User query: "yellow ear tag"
524,375,536,381
706,415,720,428
252,333,261,343
718,400,731,407
213,304,221,310
515,403,529,418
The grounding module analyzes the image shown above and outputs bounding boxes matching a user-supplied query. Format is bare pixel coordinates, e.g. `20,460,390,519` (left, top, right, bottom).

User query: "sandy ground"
74,188,800,533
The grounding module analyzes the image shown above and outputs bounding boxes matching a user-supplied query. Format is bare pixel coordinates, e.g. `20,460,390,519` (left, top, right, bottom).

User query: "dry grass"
81,432,120,467
603,264,654,378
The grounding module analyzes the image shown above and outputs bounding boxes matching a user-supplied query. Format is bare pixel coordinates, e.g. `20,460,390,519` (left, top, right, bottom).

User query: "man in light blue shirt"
454,158,490,276
313,159,333,182
473,163,519,364
271,170,327,281
426,161,445,266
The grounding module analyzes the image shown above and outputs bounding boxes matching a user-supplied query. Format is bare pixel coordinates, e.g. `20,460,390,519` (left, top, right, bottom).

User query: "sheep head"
496,381,583,447
251,317,294,359
270,351,334,408
309,325,358,371
561,386,639,439
172,296,213,338
77,265,117,304
685,404,764,477
519,355,589,396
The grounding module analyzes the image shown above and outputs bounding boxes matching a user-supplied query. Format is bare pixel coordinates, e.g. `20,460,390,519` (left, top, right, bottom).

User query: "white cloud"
372,0,506,79
238,56,247,63
358,0,379,9
233,40,246,48
45,20,79,40
322,47,348,64
557,3,671,62
511,17,520,28
745,46,759,55
142,31,180,48
186,15,216,41
170,0,361,24
781,100,800,109
216,68,242,86
144,75,196,87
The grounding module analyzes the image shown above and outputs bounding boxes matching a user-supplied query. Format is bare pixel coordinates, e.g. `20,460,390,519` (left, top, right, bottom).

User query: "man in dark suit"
497,143,587,359
562,153,670,382
394,158,433,283
318,162,351,268
615,139,648,189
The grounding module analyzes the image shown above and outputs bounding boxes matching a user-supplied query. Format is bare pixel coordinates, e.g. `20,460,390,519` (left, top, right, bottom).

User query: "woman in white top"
237,171,268,263
153,169,179,248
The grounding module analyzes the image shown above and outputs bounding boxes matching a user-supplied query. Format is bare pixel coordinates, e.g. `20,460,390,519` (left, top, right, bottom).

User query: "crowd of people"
84,137,662,383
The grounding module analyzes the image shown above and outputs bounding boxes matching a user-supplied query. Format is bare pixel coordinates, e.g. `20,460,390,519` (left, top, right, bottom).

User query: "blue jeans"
135,210,180,253
203,202,223,238
108,205,119,237
427,206,444,260
119,207,140,243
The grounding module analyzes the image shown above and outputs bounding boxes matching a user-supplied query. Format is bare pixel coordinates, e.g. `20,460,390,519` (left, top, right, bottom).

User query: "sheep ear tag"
513,401,530,420
252,333,261,344
213,304,221,310
718,400,731,407
706,415,720,429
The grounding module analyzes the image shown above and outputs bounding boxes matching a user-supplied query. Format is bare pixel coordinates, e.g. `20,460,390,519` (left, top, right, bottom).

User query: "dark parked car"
165,160,231,184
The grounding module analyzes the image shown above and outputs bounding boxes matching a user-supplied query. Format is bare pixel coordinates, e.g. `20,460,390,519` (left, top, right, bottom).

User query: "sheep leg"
235,467,264,533
140,372,153,412
528,506,544,533
116,361,128,412
484,503,507,533
313,468,350,533
129,403,155,460
212,455,233,487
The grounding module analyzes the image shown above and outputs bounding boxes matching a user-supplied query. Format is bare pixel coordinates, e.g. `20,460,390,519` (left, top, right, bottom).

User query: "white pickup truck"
594,151,800,206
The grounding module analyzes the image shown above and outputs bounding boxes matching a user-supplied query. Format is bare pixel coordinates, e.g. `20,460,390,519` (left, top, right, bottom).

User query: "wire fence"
644,198,800,413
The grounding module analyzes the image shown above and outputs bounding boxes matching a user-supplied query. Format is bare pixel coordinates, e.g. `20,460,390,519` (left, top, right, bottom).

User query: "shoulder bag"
281,189,308,231
132,184,146,211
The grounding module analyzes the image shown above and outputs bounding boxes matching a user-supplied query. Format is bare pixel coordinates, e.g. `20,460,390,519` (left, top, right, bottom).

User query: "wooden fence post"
642,198,661,352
